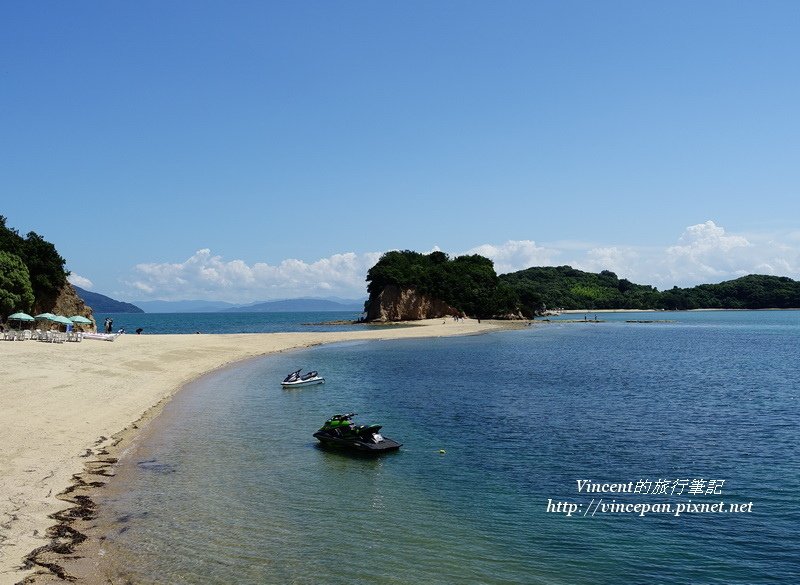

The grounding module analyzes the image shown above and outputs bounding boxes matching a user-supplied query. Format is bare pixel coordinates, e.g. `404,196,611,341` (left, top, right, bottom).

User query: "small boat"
313,413,402,453
281,369,325,387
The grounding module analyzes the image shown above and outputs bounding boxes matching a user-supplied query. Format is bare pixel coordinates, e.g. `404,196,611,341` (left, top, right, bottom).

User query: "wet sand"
0,319,504,584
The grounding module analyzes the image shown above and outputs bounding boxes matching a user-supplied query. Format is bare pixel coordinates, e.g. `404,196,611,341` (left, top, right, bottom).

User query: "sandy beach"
0,319,503,584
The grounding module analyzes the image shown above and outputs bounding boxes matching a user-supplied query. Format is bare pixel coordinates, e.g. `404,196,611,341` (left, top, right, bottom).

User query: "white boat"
281,369,325,387
82,332,121,342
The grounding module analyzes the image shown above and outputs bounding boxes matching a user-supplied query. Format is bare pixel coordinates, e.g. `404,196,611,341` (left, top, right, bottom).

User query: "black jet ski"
313,413,402,453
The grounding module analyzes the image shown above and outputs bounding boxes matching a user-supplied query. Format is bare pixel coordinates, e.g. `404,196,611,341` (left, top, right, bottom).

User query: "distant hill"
224,298,365,312
74,286,144,313
660,274,800,310
128,298,366,313
499,266,800,311
133,299,239,313
499,266,661,310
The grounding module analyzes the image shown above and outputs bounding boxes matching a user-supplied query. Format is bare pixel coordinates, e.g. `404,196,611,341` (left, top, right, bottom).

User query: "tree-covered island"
364,250,800,321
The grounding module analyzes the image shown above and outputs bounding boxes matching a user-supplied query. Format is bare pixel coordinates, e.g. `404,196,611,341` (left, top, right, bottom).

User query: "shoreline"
558,307,800,313
0,319,510,584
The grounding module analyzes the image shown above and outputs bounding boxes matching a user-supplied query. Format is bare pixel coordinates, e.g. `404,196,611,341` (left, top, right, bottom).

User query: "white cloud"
127,249,382,302
641,221,796,287
120,221,800,301
68,273,94,289
573,246,640,277
461,221,800,289
465,240,558,274
658,220,753,284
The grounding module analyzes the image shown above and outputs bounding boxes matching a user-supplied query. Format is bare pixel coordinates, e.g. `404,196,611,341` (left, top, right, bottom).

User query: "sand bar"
0,319,501,584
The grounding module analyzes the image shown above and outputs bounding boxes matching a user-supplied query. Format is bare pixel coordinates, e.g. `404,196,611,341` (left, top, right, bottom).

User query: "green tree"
0,250,35,316
0,216,70,312
0,216,25,257
22,231,68,303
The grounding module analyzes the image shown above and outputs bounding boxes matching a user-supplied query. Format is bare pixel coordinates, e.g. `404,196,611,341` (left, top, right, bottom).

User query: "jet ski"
282,369,325,387
313,413,402,453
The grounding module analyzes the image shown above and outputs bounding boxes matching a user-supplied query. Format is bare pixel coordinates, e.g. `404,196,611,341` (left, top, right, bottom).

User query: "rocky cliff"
366,285,459,322
33,283,95,327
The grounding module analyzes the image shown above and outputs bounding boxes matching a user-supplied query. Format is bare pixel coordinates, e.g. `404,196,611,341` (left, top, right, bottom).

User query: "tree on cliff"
365,250,521,319
0,216,69,312
0,250,35,315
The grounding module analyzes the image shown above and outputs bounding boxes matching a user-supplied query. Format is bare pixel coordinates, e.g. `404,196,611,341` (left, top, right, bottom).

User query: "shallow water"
98,310,379,334
91,311,800,584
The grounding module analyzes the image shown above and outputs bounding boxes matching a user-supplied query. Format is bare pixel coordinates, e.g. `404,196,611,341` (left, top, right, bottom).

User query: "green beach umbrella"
69,315,93,325
34,312,57,321
7,312,34,321
6,312,34,331
69,315,93,331
47,315,74,332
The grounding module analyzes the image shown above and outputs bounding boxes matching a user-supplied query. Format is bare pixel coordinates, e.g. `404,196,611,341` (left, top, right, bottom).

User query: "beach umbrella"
69,315,93,325
68,315,93,331
6,312,34,329
43,315,72,331
33,313,57,330
7,312,34,321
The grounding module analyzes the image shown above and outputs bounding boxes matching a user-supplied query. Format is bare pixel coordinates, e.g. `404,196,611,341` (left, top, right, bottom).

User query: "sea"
96,310,372,335
85,311,799,584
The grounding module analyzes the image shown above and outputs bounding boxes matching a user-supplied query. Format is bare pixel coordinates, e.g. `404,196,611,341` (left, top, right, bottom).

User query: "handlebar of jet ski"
333,412,356,420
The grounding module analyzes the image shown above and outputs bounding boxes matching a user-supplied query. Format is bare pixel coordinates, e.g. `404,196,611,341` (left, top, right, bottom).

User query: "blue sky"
3,1,799,302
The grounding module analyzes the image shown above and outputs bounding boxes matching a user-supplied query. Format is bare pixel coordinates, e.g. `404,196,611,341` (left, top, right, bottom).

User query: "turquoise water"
99,311,371,334
92,311,799,584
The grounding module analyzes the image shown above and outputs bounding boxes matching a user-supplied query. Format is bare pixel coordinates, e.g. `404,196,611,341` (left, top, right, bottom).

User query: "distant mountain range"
73,289,366,313
222,298,365,312
73,286,145,313
133,299,239,313
134,298,365,313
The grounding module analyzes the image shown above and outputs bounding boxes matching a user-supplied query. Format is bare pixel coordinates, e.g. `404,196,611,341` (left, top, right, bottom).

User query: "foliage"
500,266,800,311
0,250,35,315
0,216,69,311
499,266,661,311
658,275,800,310
22,231,69,301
